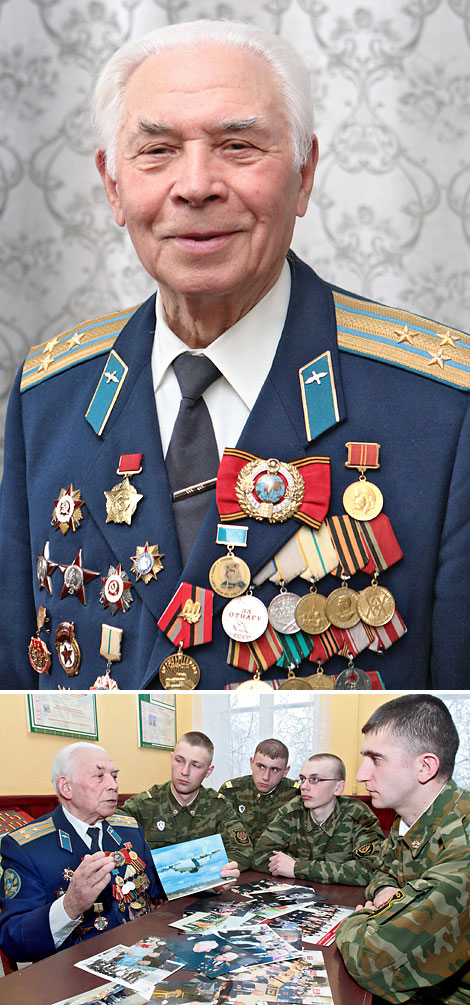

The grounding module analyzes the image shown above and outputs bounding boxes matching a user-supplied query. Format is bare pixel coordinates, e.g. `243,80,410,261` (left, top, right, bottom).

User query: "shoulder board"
20,304,141,394
107,812,139,828
333,290,470,392
223,780,233,789
11,816,56,845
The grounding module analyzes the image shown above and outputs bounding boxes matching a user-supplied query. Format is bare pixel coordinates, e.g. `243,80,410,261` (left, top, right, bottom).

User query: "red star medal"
52,484,85,534
100,565,133,615
58,549,99,605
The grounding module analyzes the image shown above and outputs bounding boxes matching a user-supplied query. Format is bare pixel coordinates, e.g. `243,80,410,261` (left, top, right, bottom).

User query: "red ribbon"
217,449,331,529
158,582,213,648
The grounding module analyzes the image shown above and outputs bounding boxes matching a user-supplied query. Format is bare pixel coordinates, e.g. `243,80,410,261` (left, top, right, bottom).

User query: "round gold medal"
159,649,200,690
295,593,331,635
237,677,273,692
325,586,360,629
305,665,336,690
343,480,383,521
279,674,313,690
209,555,251,598
357,584,395,627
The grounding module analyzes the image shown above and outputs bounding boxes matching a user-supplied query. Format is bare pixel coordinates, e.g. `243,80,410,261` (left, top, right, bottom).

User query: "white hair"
91,19,314,179
51,742,108,792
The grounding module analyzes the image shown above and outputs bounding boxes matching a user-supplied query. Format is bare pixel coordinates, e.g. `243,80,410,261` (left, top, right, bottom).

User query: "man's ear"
95,147,126,227
205,764,215,779
417,752,440,783
56,775,72,801
296,134,319,218
334,779,345,796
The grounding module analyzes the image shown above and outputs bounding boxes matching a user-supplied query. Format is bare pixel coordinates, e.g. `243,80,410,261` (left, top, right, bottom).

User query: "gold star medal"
130,542,164,583
104,454,143,526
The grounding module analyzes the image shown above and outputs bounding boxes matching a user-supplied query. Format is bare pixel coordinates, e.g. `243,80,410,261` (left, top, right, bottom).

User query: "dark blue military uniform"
0,805,162,962
0,253,469,689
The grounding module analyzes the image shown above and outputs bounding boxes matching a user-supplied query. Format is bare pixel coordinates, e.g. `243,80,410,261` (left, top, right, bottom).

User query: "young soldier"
252,752,383,885
218,738,299,845
336,694,470,1003
122,731,252,873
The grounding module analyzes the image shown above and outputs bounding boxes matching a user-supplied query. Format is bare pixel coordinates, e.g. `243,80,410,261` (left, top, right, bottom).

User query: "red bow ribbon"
217,449,331,529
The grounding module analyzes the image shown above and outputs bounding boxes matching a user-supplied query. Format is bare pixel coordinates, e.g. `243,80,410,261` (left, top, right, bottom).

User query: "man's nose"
356,759,370,784
170,144,227,205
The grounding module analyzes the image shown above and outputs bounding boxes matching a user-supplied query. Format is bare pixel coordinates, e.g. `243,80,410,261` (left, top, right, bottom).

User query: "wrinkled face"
250,753,289,793
171,740,213,798
356,729,417,814
98,43,315,312
299,758,343,811
59,748,119,824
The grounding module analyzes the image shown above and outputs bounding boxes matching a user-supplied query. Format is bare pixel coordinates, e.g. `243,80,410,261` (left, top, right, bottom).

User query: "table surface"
0,872,371,1005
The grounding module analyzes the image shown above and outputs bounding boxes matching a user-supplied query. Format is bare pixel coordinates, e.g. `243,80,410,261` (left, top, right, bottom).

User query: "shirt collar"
308,797,340,836
61,805,103,843
398,779,452,838
152,260,291,410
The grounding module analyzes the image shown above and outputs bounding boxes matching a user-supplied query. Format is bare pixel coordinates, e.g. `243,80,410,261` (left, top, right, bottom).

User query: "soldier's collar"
169,782,200,812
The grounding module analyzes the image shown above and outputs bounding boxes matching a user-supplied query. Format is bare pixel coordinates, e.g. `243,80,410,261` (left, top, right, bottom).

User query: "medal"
100,565,133,614
326,514,369,578
37,541,57,595
130,541,164,583
367,608,407,652
58,549,99,605
335,658,373,690
158,582,213,647
55,621,81,675
28,605,51,674
357,576,396,627
93,902,108,931
52,484,85,535
306,661,335,690
222,593,269,643
91,624,123,690
325,581,360,629
217,448,331,529
343,442,383,521
209,524,251,599
295,585,331,635
278,665,313,690
227,622,283,681
267,583,301,634
104,453,144,525
159,642,201,689
237,670,273,692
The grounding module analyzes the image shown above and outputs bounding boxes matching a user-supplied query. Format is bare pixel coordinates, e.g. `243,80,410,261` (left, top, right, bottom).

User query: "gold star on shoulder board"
427,349,451,369
104,475,143,525
439,329,457,348
394,324,417,345
130,542,164,583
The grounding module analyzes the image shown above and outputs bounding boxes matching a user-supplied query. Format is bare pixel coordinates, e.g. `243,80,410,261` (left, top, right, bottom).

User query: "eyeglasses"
299,775,338,785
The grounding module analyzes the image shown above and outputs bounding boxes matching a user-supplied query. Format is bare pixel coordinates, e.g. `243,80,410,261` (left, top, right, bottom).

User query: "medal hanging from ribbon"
157,582,213,690
276,629,315,669
217,449,330,528
226,623,283,681
343,442,383,521
104,453,144,526
367,609,407,652
326,515,369,578
308,625,344,664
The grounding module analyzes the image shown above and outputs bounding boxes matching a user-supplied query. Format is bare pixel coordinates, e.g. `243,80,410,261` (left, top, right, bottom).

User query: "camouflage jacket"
218,774,300,845
336,780,470,1003
121,781,253,870
252,795,383,885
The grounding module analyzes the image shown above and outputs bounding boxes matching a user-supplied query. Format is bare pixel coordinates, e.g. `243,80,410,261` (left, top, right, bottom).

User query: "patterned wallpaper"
1,0,469,471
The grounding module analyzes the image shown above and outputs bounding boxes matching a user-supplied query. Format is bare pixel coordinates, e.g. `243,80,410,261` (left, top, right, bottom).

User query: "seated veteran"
252,752,383,885
122,731,252,875
218,738,299,844
0,742,162,963
336,694,470,1004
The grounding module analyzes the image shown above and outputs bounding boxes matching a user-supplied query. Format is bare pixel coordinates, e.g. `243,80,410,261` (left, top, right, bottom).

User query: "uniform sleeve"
216,793,253,870
252,803,293,872
336,850,470,1002
294,806,384,886
0,368,37,687
364,829,402,901
0,835,56,962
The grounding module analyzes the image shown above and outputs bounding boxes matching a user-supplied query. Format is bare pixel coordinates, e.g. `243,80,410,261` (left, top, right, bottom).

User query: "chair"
0,946,18,976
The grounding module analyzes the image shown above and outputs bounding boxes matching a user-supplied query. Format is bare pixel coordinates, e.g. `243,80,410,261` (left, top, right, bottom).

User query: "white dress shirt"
152,260,291,459
49,808,103,948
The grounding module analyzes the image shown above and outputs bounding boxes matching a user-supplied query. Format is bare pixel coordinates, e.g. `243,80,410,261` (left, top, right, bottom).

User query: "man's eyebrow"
95,763,119,772
136,116,262,136
360,747,384,759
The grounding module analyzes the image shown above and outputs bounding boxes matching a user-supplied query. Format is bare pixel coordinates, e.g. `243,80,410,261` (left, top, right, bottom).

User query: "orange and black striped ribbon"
326,515,369,577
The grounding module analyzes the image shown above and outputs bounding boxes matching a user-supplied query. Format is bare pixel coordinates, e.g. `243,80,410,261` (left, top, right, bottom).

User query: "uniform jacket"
1,252,469,689
218,775,300,845
121,781,253,870
336,780,470,1003
0,804,162,962
252,794,384,885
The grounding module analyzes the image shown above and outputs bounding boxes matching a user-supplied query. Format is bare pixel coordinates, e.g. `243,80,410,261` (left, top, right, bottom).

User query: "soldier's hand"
372,885,400,908
220,861,240,881
63,852,115,920
268,851,295,878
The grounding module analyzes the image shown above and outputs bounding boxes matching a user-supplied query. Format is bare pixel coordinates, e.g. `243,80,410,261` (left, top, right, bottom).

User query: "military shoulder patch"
334,290,470,392
233,828,250,846
20,304,140,394
371,889,405,917
11,816,56,844
3,869,21,899
354,841,375,858
107,812,139,829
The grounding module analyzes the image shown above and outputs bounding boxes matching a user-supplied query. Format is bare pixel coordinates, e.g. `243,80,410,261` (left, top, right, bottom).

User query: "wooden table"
0,872,371,1004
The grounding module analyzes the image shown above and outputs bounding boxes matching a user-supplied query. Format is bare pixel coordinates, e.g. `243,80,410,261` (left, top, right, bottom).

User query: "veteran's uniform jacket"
0,805,162,963
218,775,300,845
121,781,253,869
1,253,469,689
252,794,384,885
336,780,470,1003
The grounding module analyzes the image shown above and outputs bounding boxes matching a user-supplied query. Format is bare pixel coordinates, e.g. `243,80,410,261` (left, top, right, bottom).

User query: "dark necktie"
165,352,221,565
87,826,100,853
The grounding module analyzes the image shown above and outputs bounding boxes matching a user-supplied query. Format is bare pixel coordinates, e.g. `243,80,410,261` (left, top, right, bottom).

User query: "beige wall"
0,691,402,798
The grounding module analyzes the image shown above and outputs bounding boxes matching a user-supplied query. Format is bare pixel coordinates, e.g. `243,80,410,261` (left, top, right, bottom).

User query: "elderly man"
0,20,468,690
336,694,470,1003
218,738,299,845
121,730,252,873
0,742,162,963
252,752,383,885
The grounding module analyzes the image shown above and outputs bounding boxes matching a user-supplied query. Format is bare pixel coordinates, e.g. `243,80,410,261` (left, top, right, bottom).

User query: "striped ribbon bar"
275,629,315,668
326,515,369,577
308,625,344,663
357,513,403,575
226,623,284,672
340,620,375,657
345,442,380,470
157,582,213,648
367,609,407,651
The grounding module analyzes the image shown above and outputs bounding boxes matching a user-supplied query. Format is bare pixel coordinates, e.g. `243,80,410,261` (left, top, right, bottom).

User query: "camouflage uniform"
218,775,300,845
336,780,470,1003
122,781,253,870
252,795,383,885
